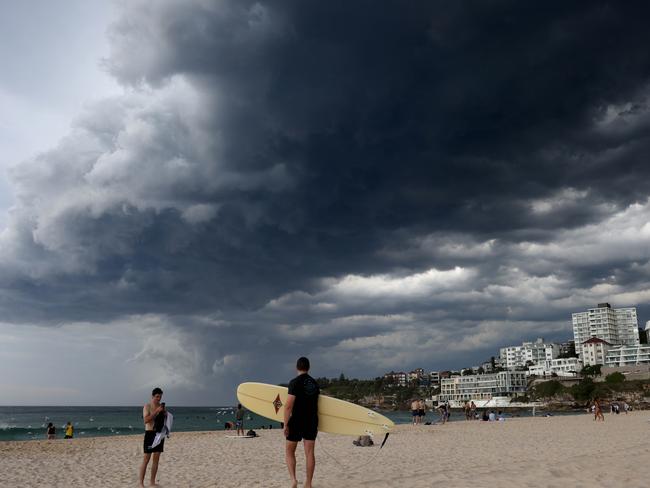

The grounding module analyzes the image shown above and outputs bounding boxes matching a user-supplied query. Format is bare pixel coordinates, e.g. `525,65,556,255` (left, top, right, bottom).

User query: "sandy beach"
2,412,649,487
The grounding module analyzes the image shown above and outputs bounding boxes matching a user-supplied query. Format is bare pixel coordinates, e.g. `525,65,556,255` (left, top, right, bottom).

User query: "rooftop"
582,337,612,345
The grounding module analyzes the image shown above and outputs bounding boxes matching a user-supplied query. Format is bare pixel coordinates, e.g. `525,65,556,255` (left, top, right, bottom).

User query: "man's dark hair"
296,357,310,371
152,387,163,396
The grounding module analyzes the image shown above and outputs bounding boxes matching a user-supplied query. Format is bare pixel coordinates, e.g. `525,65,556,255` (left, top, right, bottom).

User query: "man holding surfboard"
284,357,319,488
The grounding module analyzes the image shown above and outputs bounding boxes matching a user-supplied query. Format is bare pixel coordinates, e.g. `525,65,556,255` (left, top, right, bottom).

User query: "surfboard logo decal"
273,394,283,414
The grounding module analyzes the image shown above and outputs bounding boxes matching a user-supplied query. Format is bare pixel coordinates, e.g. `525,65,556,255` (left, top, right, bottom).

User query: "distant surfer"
284,357,320,488
139,387,165,487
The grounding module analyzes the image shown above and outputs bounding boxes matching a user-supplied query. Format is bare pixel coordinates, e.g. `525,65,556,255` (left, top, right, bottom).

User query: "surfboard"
237,382,394,437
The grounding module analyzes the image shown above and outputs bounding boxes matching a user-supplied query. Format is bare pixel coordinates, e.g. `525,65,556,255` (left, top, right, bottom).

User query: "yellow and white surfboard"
237,382,394,437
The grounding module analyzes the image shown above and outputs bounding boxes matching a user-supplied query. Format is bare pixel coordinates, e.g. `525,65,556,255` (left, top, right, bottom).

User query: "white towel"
149,411,173,450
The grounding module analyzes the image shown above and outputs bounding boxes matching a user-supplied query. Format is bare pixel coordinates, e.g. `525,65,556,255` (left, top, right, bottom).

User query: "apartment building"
581,337,612,367
605,345,650,367
439,371,527,402
500,338,559,369
527,357,582,377
383,371,407,387
572,303,639,357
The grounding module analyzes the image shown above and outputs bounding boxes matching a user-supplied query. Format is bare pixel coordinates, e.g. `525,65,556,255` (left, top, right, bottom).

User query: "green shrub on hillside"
571,377,595,401
532,380,564,399
605,372,625,384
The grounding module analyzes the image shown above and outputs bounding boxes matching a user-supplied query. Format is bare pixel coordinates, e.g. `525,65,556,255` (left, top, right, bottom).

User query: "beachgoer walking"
411,399,419,425
64,421,74,439
284,357,320,488
438,402,448,424
46,422,56,440
593,398,604,422
236,403,245,436
139,387,166,487
470,401,477,420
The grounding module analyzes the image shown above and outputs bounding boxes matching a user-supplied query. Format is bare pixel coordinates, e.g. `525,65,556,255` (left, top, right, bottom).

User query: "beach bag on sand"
352,435,374,447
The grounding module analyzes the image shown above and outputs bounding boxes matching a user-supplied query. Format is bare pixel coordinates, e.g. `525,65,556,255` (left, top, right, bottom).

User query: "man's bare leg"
286,440,298,488
304,440,315,488
139,453,151,487
149,452,161,486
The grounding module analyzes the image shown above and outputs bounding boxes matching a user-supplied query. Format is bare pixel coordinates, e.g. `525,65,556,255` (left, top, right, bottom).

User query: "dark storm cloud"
2,1,650,398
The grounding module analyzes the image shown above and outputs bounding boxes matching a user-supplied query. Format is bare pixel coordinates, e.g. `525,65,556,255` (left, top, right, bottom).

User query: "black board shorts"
286,421,318,442
144,431,164,453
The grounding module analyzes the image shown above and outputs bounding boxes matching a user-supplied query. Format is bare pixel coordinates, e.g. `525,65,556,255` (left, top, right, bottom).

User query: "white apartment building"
605,345,650,367
480,361,494,373
500,338,559,369
527,357,582,378
409,368,425,383
383,371,407,387
572,303,639,357
581,337,612,367
439,371,527,402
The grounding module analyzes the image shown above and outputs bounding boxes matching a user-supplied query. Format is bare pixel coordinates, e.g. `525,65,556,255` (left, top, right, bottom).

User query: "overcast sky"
2,1,650,406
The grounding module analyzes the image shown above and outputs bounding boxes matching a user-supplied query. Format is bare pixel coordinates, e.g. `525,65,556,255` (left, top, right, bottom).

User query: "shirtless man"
411,399,419,425
235,403,245,436
418,399,426,423
139,387,165,487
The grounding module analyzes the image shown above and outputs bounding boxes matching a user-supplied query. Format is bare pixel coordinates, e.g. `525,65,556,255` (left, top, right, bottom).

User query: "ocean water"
0,405,568,442
0,406,283,442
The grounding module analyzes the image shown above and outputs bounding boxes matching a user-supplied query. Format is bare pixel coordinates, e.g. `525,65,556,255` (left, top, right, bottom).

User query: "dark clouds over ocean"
2,1,650,403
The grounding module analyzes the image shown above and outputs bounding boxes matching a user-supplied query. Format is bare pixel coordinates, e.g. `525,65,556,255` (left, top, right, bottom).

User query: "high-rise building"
572,303,639,357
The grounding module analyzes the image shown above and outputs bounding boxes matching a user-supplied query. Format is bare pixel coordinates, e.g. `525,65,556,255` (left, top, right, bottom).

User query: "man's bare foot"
290,479,298,488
